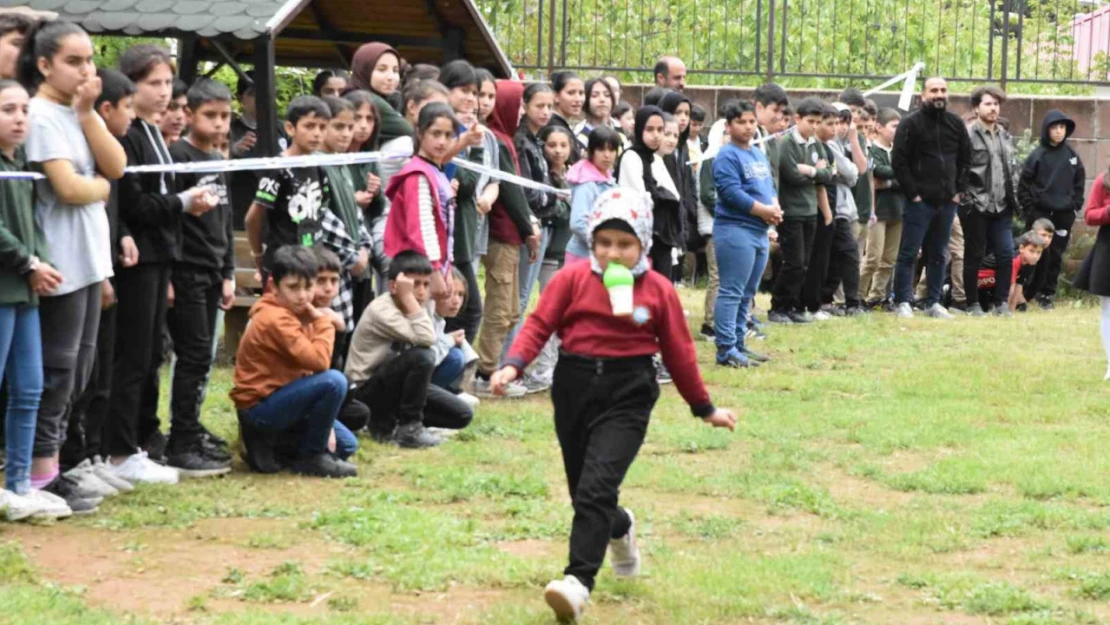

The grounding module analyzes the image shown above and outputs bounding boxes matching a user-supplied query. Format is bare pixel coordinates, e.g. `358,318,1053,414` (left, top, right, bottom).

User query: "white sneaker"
544,575,590,622
609,508,641,577
812,310,833,321
24,489,72,519
109,452,179,485
457,392,481,410
473,378,527,399
925,303,955,320
895,302,914,319
0,489,45,521
65,460,119,497
90,456,134,493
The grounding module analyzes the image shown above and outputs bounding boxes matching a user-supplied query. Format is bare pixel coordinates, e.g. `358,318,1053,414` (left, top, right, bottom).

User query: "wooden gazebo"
1,0,515,154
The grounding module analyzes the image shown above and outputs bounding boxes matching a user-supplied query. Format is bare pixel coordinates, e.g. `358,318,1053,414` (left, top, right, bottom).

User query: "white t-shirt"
26,98,112,295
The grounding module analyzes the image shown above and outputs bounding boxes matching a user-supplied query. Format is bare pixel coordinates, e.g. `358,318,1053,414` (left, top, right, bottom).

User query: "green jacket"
870,143,904,221
778,131,834,219
372,92,413,146
853,134,873,223
545,176,571,261
699,156,716,211
0,147,49,306
757,126,781,192
453,149,483,264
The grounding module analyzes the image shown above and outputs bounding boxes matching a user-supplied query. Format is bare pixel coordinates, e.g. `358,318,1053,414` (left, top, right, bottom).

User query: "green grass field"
3,292,1110,625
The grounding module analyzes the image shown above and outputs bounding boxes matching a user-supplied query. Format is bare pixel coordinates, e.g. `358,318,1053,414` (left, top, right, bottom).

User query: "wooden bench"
223,233,263,360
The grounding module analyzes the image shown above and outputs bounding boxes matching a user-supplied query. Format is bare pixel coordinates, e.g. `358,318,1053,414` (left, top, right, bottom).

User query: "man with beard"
960,85,1019,317
890,77,971,319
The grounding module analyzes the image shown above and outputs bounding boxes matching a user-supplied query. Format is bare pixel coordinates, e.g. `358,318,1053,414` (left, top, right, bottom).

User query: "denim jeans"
500,225,552,365
244,370,347,458
894,200,958,307
333,420,358,460
0,305,42,494
713,224,769,351
432,346,466,390
960,207,1014,307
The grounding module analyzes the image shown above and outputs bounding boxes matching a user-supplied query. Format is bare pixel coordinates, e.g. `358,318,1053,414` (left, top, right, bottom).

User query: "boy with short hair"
345,250,473,449
164,79,238,477
1031,217,1056,248
489,188,736,622
245,96,332,278
231,245,356,479
160,79,187,146
772,97,834,324
689,103,706,159
753,83,789,191
821,103,864,315
861,108,904,307
801,104,842,319
977,231,1045,313
1018,110,1086,310
0,12,31,80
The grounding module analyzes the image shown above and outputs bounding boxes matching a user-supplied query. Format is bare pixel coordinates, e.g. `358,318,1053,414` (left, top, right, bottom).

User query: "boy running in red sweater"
491,188,736,622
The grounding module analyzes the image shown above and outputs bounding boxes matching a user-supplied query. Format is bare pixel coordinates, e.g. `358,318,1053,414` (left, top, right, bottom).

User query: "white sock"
1100,297,1110,379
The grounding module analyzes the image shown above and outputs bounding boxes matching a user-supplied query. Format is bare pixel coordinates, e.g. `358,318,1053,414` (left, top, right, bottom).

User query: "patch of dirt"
9,517,340,616
494,538,557,558
818,466,916,510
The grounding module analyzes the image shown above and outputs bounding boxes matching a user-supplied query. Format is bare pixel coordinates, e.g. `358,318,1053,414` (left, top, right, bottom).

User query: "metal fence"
476,0,1110,87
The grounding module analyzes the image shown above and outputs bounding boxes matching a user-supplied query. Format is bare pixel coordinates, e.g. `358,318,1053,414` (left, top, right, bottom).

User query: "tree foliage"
477,0,1095,94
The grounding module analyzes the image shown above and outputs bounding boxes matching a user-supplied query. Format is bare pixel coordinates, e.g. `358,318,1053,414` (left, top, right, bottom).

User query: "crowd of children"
0,13,1105,621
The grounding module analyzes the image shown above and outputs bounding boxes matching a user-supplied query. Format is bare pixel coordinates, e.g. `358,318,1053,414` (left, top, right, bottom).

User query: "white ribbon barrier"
0,137,569,197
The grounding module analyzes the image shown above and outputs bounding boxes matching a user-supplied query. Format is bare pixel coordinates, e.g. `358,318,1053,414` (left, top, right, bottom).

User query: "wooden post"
253,36,280,156
177,35,199,85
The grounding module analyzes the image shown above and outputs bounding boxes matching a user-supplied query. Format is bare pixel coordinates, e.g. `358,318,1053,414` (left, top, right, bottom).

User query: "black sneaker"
654,358,673,385
237,412,281,474
143,430,168,464
1037,297,1055,311
291,453,357,478
43,474,101,515
699,324,715,341
767,310,794,324
740,347,771,363
394,423,442,449
167,444,231,479
786,311,812,324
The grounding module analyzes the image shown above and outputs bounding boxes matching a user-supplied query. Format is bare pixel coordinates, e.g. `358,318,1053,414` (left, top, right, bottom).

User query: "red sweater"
1085,174,1110,227
505,261,714,417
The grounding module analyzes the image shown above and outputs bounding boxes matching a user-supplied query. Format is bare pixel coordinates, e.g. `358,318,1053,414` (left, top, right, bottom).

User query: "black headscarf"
658,91,692,146
616,105,665,196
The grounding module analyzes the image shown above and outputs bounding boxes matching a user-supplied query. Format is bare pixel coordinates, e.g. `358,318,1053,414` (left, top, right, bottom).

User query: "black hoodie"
118,118,186,265
1018,110,1085,214
659,91,700,249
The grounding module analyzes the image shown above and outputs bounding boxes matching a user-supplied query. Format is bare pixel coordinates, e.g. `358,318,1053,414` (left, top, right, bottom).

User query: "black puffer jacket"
891,103,971,205
513,125,559,222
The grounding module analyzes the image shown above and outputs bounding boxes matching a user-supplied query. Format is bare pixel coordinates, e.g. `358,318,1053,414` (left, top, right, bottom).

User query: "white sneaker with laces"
0,489,45,521
25,489,72,519
895,302,914,319
457,392,481,410
109,452,179,485
609,508,641,577
544,575,590,622
925,303,955,320
90,456,134,493
474,378,526,399
812,310,833,321
65,460,119,497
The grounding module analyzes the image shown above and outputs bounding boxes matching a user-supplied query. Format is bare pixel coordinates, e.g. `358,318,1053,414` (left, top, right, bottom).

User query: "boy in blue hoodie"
1018,110,1086,310
713,101,782,368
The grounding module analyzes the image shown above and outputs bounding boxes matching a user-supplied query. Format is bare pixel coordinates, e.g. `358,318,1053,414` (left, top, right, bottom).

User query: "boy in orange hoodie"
230,245,356,478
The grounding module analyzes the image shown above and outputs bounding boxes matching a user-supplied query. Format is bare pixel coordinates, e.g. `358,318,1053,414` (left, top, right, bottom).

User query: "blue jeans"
432,347,466,390
244,370,346,457
713,224,769,352
333,420,358,460
500,225,553,365
0,305,42,494
894,200,958,307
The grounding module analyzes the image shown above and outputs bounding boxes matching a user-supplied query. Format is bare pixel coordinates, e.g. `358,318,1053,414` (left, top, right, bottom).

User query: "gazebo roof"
0,0,514,75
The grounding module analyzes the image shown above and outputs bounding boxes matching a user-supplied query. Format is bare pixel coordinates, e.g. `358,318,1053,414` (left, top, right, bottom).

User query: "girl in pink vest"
384,102,459,301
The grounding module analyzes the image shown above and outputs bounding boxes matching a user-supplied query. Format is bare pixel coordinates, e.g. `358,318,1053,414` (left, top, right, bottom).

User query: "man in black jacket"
891,76,971,319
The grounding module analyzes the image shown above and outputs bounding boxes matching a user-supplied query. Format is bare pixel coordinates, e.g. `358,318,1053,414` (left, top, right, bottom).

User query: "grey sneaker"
473,377,527,399
521,375,551,395
90,457,134,493
609,508,641,577
895,302,914,319
925,303,955,320
993,303,1013,317
966,306,988,317
64,462,119,498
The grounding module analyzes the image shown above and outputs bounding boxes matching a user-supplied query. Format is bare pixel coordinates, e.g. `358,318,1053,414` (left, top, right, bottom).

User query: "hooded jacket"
384,155,453,271
503,188,716,418
566,159,617,259
1018,110,1085,214
617,106,684,248
118,117,188,264
891,101,971,205
230,292,336,410
347,42,413,145
659,91,700,249
487,81,536,245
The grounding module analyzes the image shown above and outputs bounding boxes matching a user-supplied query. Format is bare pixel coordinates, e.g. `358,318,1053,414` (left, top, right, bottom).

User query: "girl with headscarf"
347,42,413,145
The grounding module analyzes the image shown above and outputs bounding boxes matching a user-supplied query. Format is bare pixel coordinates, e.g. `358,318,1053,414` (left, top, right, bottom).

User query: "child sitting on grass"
231,246,356,479
490,188,737,623
345,250,474,449
431,268,480,409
